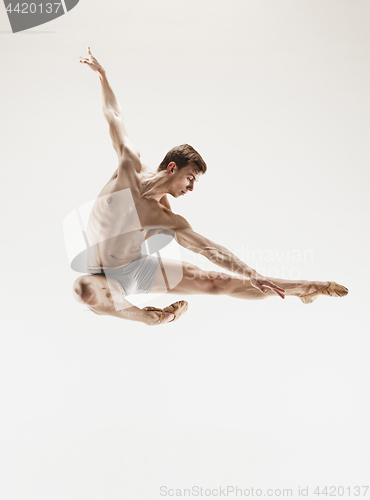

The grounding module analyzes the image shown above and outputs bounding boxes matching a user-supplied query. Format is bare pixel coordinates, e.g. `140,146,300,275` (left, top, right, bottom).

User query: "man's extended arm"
79,47,141,164
176,226,285,298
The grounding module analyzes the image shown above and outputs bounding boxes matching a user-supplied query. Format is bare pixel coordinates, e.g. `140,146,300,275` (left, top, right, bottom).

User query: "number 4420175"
6,3,62,14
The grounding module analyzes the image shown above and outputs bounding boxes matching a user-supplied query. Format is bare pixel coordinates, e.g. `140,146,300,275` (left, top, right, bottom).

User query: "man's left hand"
249,271,286,299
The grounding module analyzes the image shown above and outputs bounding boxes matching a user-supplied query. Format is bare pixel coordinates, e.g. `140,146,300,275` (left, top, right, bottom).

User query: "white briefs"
91,252,160,297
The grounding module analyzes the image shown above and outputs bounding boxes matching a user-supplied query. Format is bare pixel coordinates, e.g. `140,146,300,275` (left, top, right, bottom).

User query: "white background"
0,1,369,499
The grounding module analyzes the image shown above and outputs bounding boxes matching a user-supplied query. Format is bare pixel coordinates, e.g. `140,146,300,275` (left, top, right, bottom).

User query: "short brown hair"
158,144,207,174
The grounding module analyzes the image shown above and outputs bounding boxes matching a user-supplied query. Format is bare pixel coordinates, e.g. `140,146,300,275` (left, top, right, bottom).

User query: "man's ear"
166,162,176,174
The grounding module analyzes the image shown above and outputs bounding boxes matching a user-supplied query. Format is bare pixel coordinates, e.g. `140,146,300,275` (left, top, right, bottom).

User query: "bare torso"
86,162,184,270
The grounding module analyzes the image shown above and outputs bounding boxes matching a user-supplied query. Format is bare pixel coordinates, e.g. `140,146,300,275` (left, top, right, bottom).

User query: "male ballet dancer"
73,48,348,325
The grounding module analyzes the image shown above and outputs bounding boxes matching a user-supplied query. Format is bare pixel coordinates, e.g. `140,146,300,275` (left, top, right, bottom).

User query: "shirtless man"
72,48,348,326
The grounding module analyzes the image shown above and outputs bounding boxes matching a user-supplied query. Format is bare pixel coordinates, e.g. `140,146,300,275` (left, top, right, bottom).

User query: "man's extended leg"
150,260,347,302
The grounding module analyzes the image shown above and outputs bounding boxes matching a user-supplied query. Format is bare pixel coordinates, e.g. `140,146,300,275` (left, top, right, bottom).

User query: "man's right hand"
79,46,105,77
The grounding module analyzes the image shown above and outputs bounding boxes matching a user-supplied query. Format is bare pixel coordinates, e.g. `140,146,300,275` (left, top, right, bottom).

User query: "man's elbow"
104,108,122,121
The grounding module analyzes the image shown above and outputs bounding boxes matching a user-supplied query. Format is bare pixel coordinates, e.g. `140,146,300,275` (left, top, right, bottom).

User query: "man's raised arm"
175,224,285,298
79,47,141,166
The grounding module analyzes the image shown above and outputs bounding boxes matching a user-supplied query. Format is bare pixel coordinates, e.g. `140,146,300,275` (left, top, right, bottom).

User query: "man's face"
167,162,200,198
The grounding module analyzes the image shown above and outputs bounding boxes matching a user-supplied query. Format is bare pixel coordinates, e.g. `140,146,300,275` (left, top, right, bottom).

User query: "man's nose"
187,183,194,191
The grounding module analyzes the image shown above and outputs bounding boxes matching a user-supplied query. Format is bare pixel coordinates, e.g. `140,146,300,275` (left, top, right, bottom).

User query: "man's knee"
73,276,99,306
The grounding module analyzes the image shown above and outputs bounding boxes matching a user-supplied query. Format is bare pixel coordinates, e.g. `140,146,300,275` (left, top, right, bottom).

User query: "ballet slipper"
142,305,165,322
299,281,349,304
143,300,188,324
162,300,188,322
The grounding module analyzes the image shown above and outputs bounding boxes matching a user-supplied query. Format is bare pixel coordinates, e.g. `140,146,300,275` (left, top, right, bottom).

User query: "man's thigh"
150,259,232,295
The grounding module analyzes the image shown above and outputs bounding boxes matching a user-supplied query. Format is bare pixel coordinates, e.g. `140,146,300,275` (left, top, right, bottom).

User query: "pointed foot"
299,282,348,304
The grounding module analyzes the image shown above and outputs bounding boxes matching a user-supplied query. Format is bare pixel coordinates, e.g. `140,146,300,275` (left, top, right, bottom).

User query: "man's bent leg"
73,274,173,324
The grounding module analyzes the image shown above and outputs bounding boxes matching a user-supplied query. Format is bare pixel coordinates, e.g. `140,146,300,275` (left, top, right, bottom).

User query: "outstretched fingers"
79,46,93,64
79,47,104,75
87,47,99,63
261,280,285,299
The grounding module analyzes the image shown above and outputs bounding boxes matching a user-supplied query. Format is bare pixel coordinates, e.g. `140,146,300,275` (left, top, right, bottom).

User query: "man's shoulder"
162,209,191,231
